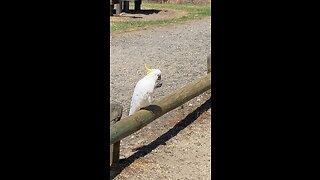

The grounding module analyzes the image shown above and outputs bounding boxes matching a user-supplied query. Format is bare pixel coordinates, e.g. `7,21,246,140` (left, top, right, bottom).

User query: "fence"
110,54,211,168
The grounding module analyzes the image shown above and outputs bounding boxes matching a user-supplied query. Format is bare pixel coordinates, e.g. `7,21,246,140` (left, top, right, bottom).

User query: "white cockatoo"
129,65,162,116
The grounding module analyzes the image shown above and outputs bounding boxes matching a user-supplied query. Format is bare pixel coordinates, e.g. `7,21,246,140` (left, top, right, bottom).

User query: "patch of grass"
110,3,211,33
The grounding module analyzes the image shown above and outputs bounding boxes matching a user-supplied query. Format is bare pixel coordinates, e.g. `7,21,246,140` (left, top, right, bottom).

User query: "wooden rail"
110,72,211,144
110,54,211,166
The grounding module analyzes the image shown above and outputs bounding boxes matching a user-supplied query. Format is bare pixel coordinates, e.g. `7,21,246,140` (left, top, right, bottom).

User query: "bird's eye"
157,75,161,80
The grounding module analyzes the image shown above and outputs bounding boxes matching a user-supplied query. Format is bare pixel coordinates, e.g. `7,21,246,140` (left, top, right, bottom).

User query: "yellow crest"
144,65,153,74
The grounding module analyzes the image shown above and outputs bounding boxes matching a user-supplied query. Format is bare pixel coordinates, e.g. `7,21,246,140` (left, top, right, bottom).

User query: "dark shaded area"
112,9,161,16
110,98,211,179
126,9,161,15
140,104,162,115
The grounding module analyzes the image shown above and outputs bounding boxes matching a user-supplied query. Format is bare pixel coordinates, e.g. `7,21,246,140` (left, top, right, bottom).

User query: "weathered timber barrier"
110,73,211,144
110,54,211,167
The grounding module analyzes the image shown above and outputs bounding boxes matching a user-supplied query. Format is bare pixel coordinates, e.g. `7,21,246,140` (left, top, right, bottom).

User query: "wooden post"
207,54,211,73
110,72,211,144
134,0,141,11
115,1,122,15
123,1,129,13
110,103,123,168
110,5,114,16
110,0,114,16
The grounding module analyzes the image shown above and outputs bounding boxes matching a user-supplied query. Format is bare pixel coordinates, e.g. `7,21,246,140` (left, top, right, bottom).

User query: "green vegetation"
110,3,211,33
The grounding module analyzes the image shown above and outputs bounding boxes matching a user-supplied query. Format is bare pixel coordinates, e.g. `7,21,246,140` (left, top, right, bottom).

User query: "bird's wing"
129,77,156,116
147,92,153,103
129,85,148,115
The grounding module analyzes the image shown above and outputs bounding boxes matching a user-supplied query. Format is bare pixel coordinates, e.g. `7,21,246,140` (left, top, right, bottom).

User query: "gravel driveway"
110,18,211,179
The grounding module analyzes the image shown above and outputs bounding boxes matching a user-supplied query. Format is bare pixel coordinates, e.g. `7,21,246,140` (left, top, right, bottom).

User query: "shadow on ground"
110,97,211,179
127,9,161,15
112,9,161,16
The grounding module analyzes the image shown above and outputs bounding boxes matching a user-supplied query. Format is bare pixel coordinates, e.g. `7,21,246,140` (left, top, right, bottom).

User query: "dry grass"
110,2,211,33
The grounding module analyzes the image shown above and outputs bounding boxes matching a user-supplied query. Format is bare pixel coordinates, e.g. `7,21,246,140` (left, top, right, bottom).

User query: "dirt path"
110,18,211,179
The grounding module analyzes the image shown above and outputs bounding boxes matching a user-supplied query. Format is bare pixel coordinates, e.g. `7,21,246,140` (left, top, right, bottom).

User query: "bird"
129,65,162,116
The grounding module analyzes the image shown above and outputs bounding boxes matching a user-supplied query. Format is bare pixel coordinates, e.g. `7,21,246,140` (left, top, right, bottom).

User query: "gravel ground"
110,18,211,179
110,18,211,115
